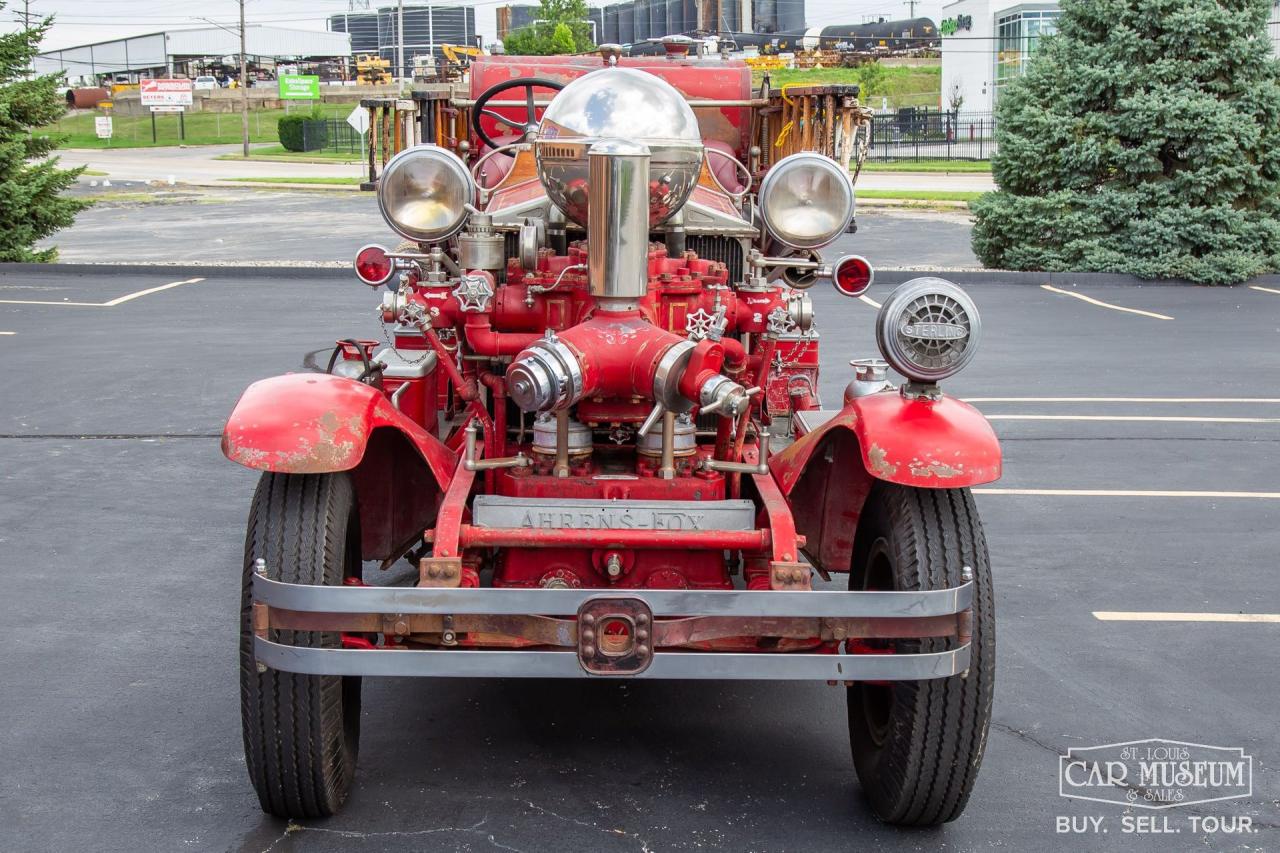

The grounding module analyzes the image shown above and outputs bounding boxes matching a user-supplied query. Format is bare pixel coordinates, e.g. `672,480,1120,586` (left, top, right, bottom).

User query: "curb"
0,262,351,279
210,181,362,192
857,199,972,210
5,263,1280,288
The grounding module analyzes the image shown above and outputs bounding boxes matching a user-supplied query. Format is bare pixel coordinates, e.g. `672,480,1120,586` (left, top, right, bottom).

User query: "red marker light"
354,244,394,286
832,255,874,297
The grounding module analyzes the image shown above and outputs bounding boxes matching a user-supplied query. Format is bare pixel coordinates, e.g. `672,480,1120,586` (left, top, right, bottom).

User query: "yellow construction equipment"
355,54,393,85
744,56,787,71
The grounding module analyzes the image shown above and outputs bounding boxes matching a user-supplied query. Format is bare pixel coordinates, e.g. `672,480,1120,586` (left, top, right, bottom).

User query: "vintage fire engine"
224,49,999,825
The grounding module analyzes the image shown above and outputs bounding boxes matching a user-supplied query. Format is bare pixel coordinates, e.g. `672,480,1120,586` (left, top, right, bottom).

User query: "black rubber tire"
846,483,995,826
239,472,362,819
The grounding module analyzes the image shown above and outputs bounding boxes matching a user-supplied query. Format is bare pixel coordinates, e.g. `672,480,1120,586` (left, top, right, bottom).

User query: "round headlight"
758,152,855,249
377,144,475,243
875,278,981,383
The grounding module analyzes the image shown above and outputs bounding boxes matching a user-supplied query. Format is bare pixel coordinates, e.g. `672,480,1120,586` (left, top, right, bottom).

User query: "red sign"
140,79,194,107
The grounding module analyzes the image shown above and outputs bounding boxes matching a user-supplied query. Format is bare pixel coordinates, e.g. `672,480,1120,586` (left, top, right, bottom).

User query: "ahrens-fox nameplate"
471,496,757,531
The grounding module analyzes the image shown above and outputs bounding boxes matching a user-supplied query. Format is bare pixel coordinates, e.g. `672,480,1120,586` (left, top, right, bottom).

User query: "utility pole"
240,0,250,158
397,0,406,83
905,0,918,17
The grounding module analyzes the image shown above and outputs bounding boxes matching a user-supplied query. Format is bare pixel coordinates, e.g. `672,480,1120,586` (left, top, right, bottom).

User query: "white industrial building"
942,0,1280,115
34,26,352,86
939,1,1060,115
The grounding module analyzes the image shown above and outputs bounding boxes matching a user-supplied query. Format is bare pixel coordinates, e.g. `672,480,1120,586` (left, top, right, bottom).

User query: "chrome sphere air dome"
534,67,705,227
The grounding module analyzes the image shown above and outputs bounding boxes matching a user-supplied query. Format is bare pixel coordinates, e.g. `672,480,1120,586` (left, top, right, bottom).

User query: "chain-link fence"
300,119,365,154
866,109,998,162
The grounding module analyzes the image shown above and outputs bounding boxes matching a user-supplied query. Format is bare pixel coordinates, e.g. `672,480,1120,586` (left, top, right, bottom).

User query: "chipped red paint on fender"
772,392,1002,492
221,373,457,485
767,391,1001,575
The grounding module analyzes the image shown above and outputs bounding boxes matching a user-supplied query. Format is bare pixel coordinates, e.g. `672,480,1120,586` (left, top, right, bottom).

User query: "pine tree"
0,5,88,263
970,0,1280,285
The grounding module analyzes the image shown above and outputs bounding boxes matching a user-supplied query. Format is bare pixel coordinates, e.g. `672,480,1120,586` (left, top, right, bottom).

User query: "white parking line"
1249,285,1280,296
858,295,882,309
1094,611,1280,623
102,277,205,306
0,277,205,307
965,397,1280,404
986,414,1280,424
1041,284,1174,320
975,488,1280,498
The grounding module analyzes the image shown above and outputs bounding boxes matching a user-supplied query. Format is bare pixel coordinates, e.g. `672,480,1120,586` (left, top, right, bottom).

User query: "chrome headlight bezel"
377,144,475,244
757,152,855,250
875,278,981,383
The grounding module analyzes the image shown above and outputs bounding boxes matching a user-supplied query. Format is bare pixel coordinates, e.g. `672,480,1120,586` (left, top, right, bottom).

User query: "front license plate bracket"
577,597,653,675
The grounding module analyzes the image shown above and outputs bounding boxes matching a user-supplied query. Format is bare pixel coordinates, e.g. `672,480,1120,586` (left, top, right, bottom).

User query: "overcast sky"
11,0,948,51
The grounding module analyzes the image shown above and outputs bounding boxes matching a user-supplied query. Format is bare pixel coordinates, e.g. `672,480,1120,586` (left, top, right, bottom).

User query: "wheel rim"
856,538,895,748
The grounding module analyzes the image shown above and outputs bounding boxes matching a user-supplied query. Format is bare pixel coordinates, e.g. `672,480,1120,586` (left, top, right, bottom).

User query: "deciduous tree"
501,0,595,55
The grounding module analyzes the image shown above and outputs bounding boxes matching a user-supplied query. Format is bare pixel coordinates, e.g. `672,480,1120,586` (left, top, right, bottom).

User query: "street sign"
346,105,370,136
149,105,186,113
140,78,194,107
279,74,321,100
95,116,113,139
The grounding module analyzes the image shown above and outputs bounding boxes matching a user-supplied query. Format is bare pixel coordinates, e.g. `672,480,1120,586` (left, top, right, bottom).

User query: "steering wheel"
471,77,565,151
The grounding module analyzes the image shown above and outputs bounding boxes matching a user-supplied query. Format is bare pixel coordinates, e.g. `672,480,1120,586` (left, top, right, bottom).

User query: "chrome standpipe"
588,139,651,311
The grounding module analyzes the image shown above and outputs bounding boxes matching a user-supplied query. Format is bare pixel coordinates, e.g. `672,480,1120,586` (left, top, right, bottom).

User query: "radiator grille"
686,235,747,285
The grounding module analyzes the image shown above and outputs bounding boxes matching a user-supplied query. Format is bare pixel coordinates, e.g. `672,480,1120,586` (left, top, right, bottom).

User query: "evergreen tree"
970,0,1280,284
0,5,87,262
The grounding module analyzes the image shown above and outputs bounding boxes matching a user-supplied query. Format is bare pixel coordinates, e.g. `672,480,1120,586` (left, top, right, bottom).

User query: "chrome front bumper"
251,574,973,681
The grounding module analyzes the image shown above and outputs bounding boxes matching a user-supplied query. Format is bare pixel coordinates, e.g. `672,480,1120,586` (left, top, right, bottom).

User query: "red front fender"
221,373,456,484
222,374,459,561
769,391,1001,575
773,391,1002,492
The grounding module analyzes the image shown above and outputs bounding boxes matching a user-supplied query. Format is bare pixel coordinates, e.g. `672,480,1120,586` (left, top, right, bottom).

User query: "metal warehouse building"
327,5,477,75
499,0,805,47
34,26,352,86
329,13,381,55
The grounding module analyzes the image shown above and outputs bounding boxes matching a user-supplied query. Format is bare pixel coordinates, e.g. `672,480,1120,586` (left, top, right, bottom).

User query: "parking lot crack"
257,817,516,853
991,719,1063,757
523,800,654,852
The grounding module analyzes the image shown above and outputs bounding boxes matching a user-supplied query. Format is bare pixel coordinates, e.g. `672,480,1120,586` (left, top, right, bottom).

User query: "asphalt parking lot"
39,185,981,269
1,267,1278,852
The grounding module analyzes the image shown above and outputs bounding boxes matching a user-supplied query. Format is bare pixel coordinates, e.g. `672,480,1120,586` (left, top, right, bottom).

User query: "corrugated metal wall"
588,7,606,43
329,13,380,54
603,5,621,44
633,0,650,41
682,0,699,33
775,0,804,33
618,5,635,43
167,26,351,59
34,32,168,81
377,5,475,72
497,5,539,39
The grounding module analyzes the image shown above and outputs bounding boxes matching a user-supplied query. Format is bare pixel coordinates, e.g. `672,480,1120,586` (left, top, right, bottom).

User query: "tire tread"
239,472,360,819
848,483,995,826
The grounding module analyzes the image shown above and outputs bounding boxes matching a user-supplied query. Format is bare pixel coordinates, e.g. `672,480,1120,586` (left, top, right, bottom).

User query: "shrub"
970,0,1280,284
277,109,327,152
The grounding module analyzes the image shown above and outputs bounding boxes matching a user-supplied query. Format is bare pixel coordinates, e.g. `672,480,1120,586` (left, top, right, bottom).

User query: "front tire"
847,484,995,825
239,472,362,818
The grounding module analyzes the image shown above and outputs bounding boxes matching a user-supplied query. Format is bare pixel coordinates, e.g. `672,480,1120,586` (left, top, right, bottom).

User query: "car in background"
194,76,218,91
